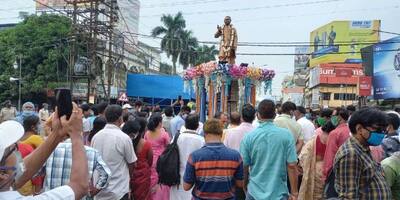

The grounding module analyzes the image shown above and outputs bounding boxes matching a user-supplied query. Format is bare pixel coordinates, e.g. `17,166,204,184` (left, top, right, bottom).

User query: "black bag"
156,131,181,186
324,168,339,199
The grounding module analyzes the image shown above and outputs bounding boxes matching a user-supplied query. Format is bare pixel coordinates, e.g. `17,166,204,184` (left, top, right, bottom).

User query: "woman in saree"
122,117,153,200
298,121,336,200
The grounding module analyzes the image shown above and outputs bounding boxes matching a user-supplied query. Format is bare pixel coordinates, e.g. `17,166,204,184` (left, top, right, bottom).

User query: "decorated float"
183,61,275,121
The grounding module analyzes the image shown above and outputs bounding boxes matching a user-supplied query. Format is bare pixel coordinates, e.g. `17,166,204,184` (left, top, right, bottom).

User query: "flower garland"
183,62,276,95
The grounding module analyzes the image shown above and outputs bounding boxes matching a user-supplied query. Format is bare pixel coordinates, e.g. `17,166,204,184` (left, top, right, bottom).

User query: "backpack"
156,131,181,186
323,168,339,199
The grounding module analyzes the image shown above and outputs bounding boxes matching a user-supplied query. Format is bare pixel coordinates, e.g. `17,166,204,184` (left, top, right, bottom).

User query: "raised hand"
60,102,83,138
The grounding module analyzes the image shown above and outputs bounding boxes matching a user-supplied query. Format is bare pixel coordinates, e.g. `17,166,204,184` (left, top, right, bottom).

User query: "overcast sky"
2,0,400,100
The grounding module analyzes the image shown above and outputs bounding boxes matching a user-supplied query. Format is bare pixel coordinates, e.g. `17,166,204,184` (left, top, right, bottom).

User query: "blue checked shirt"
44,142,111,200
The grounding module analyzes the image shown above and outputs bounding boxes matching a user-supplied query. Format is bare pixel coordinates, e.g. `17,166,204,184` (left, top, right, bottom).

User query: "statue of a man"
215,16,238,64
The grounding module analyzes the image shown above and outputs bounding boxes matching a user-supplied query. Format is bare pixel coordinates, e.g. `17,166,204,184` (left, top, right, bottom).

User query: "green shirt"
381,152,400,200
274,114,304,142
240,121,297,199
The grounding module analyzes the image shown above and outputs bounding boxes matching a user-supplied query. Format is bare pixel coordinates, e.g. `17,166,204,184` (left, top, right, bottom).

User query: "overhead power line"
124,31,399,47
141,0,230,9
117,9,163,66
141,0,343,17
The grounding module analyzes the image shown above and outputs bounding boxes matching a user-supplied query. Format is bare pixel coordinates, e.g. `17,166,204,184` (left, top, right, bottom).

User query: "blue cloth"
381,132,400,158
170,115,185,138
126,74,194,99
88,115,97,130
240,121,297,200
15,111,38,124
183,143,243,200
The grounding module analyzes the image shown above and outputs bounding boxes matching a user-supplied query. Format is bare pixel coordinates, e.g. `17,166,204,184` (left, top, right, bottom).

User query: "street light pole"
18,56,22,112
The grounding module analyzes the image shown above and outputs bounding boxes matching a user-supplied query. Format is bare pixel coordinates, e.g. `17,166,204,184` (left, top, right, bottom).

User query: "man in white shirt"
0,104,89,200
294,106,316,143
92,105,137,200
170,114,205,200
224,104,256,151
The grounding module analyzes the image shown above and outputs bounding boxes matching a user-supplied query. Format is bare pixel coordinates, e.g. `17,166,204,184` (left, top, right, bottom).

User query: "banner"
359,76,372,96
373,36,400,99
310,20,380,67
294,47,309,72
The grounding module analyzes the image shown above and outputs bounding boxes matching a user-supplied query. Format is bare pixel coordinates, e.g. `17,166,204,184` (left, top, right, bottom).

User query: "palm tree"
179,30,198,69
195,45,219,65
151,12,186,74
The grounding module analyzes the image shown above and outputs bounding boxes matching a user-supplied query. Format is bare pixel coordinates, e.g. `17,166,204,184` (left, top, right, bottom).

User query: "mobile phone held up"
55,88,73,120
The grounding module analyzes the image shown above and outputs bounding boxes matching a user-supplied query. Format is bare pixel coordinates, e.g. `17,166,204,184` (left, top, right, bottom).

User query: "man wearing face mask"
170,105,191,139
323,108,350,181
15,102,38,125
0,104,89,199
333,108,392,199
274,101,304,154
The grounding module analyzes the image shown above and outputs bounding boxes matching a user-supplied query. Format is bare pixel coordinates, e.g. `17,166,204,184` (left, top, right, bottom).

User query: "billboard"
373,36,400,99
310,20,380,67
294,47,309,72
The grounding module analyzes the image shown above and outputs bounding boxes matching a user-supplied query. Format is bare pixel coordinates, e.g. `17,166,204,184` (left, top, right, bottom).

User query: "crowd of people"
0,98,399,200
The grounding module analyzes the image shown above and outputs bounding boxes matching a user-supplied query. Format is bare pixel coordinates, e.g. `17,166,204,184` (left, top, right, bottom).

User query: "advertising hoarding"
310,20,380,67
373,36,400,99
294,47,309,72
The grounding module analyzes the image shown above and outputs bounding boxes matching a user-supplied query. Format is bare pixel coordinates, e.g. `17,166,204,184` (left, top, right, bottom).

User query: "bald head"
229,112,241,126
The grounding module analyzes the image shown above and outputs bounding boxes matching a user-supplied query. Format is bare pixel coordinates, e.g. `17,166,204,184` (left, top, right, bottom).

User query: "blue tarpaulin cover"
126,74,195,99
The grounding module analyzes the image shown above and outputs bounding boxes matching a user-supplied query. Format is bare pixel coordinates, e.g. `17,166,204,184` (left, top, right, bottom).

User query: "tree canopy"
0,14,75,103
152,12,218,74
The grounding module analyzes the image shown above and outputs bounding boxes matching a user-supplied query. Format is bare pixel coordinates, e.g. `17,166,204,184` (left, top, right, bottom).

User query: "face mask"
23,111,36,116
305,113,311,120
331,116,339,126
317,117,327,126
366,131,386,146
182,114,188,119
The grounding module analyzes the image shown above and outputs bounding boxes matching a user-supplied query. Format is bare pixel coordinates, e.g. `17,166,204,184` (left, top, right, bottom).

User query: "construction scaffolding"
64,0,120,102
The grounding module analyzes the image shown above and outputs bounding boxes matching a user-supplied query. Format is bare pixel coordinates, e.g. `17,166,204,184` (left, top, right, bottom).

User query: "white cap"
122,104,132,109
0,121,24,160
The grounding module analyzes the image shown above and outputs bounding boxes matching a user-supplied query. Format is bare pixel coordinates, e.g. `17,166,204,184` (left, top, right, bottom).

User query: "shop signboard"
359,76,372,96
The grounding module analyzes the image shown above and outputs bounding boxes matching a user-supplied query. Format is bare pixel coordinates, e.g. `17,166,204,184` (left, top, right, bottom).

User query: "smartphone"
55,88,73,119
178,95,182,101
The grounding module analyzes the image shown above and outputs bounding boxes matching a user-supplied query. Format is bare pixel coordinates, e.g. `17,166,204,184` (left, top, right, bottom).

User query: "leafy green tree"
151,12,186,74
179,30,198,69
195,44,218,65
160,62,173,74
0,14,75,103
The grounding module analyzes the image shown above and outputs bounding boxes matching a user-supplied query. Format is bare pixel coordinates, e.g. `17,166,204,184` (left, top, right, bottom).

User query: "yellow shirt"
21,135,44,149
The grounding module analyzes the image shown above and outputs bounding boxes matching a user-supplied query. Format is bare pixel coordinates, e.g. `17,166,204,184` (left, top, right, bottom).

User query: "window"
321,93,331,100
334,93,356,100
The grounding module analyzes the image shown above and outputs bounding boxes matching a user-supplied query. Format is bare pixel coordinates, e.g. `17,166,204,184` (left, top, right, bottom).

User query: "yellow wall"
318,85,358,108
